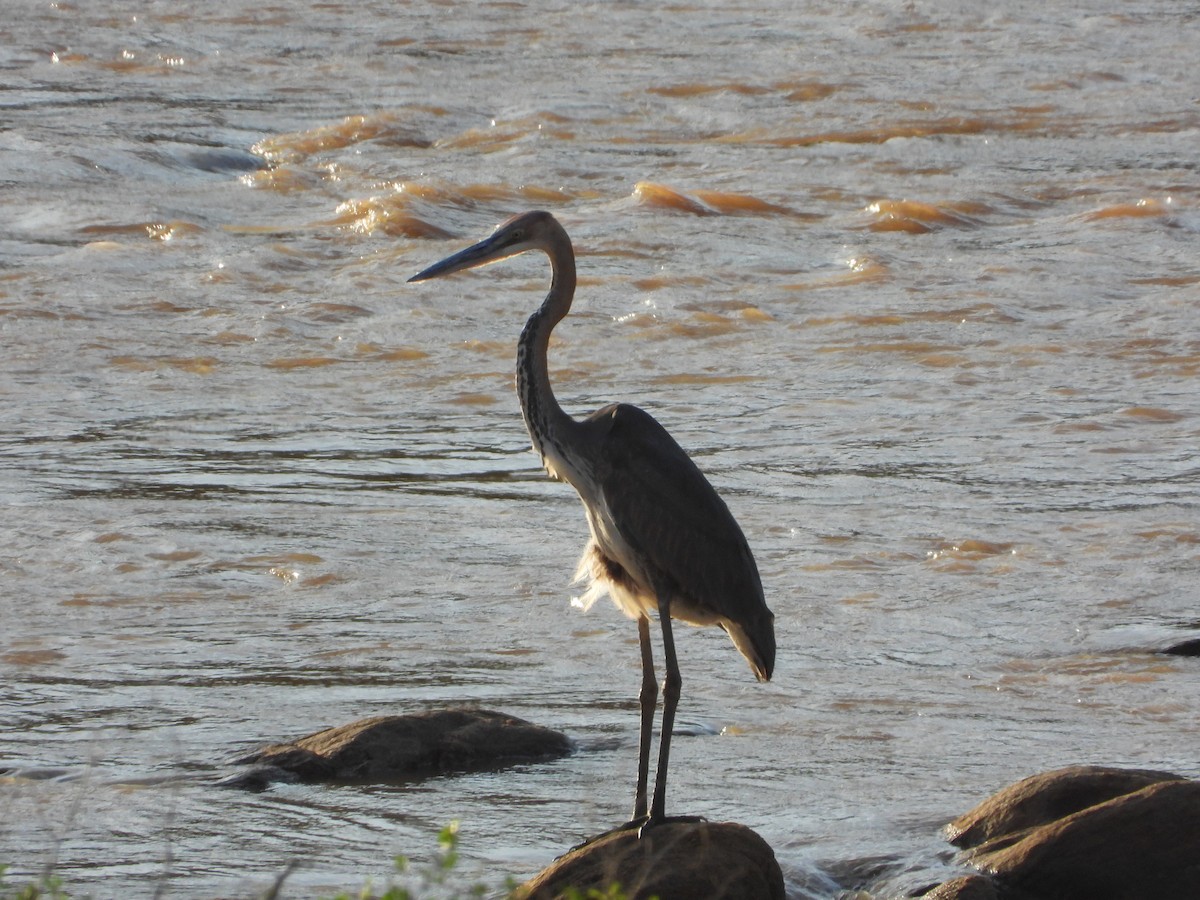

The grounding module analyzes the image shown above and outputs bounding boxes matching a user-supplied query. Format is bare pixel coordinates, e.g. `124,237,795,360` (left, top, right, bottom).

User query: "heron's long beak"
407,230,519,283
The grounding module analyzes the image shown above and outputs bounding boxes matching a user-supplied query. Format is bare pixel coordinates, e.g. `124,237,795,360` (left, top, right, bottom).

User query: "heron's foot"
564,813,709,855
564,817,648,855
636,813,706,839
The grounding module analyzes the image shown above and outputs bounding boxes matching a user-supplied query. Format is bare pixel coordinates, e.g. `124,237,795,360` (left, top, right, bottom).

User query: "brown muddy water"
2,1,1198,897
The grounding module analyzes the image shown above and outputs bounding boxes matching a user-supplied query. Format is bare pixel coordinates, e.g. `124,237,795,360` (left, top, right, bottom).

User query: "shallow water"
2,1,1199,897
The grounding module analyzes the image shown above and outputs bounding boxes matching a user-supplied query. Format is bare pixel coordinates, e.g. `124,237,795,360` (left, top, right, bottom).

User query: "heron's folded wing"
590,403,766,624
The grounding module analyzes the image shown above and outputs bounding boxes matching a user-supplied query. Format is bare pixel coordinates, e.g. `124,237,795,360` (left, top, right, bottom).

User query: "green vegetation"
0,865,69,900
312,821,487,900
3,824,635,900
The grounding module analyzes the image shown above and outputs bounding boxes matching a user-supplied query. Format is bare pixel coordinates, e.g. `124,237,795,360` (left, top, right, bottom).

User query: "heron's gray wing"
587,403,767,627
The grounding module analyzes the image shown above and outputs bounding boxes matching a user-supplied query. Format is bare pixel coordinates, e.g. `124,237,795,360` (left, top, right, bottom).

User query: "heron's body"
566,402,773,677
410,211,774,825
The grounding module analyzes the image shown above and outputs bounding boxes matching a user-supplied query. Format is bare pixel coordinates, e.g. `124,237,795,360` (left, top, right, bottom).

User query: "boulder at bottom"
968,779,1200,900
944,764,1183,849
917,766,1200,900
513,820,784,900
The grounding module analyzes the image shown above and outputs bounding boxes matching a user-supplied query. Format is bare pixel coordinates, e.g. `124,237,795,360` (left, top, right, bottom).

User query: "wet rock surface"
918,875,1006,900
1163,636,1200,656
514,819,784,900
227,708,573,787
944,764,1184,849
920,765,1200,900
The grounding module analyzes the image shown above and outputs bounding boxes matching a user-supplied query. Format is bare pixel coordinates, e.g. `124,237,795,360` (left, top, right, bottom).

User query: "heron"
408,211,775,828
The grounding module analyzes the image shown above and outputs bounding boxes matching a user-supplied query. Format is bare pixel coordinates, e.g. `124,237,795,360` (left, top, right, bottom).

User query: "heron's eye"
511,229,525,241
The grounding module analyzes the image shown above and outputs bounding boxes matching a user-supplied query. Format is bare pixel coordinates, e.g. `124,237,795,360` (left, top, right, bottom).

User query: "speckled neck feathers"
515,222,581,483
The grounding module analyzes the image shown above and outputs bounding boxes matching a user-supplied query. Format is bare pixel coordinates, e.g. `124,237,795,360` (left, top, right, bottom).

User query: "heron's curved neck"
516,230,580,477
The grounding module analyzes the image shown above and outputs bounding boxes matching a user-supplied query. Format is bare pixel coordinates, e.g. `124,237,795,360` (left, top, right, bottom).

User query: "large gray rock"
968,779,1200,899
514,820,784,900
231,709,572,786
919,765,1200,900
945,764,1184,849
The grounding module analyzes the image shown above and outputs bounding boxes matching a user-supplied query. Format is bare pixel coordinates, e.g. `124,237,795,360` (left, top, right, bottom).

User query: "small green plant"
314,821,487,900
307,822,635,900
4,823,636,900
0,864,70,900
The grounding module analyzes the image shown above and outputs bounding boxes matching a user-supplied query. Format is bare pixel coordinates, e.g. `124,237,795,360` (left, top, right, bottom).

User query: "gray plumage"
409,211,774,826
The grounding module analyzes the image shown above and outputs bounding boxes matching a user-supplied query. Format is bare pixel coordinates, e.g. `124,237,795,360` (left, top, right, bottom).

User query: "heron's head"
408,210,561,283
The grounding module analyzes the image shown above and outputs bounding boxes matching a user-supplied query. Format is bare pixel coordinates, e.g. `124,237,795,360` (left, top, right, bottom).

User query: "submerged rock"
513,819,784,900
228,708,572,787
921,765,1200,900
1163,637,1200,656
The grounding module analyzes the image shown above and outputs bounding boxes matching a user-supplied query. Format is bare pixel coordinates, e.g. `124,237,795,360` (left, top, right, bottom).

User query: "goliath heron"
409,211,775,827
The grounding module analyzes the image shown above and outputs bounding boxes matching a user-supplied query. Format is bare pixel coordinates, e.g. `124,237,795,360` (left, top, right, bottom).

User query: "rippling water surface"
2,1,1199,897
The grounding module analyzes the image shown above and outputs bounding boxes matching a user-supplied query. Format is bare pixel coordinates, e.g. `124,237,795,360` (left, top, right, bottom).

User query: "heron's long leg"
649,595,680,824
634,614,657,821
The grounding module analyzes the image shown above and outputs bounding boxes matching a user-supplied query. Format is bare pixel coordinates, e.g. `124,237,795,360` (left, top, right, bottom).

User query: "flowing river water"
2,1,1198,897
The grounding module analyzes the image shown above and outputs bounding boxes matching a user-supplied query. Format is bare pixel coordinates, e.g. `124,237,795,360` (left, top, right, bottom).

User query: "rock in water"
968,779,1200,899
1163,637,1200,656
945,764,1184,849
233,709,572,785
920,765,1200,900
918,875,1003,900
514,820,784,900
